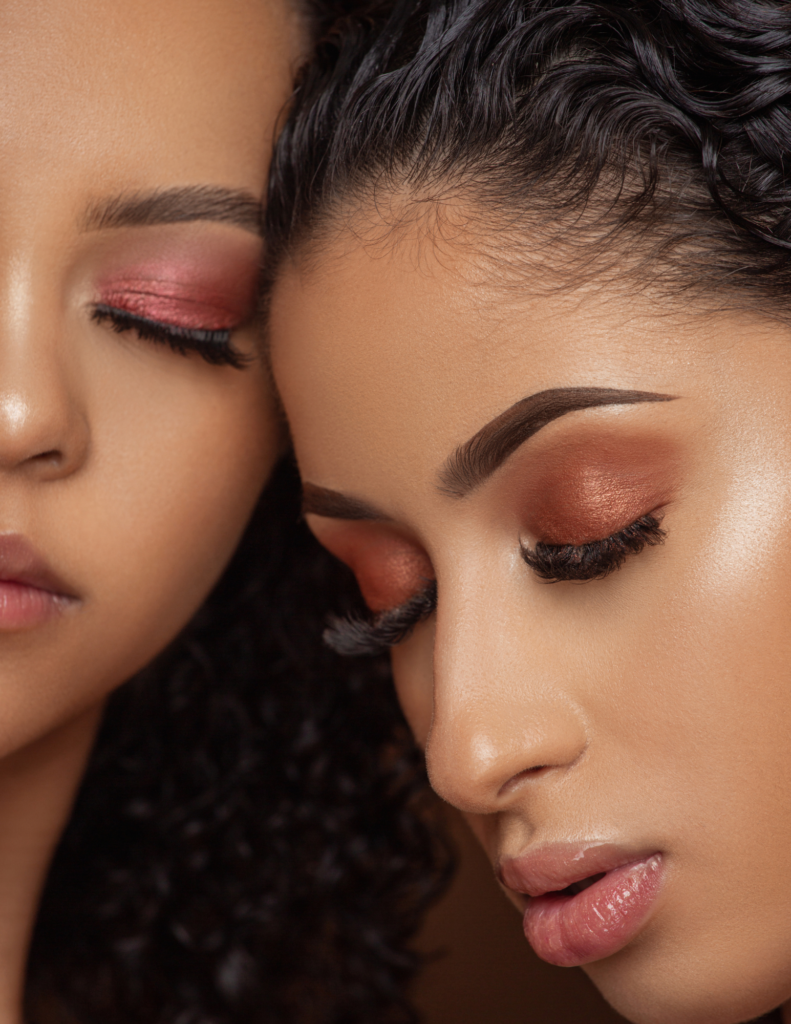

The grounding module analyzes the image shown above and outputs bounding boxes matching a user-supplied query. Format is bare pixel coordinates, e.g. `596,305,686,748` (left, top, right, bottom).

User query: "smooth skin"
272,221,791,1024
0,1,301,1020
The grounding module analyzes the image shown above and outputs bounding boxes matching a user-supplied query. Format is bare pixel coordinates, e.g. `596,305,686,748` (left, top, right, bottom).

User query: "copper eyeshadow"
517,428,683,546
308,519,434,613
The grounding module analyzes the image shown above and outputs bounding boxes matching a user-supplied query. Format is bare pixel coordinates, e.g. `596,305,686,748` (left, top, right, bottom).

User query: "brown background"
413,810,627,1023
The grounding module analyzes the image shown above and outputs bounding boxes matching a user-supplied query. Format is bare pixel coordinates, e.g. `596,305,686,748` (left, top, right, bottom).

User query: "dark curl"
265,0,791,315
26,459,452,1024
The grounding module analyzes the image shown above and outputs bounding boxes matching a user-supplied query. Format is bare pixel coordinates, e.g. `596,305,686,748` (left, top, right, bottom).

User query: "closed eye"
324,580,437,656
91,304,249,368
521,512,666,582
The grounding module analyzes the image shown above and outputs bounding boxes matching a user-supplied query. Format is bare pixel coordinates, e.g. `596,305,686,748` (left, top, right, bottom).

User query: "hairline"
269,175,791,332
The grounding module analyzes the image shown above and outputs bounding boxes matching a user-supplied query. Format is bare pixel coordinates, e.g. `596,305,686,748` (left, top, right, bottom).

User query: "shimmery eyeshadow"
308,520,434,613
518,430,682,545
101,283,242,330
92,231,261,330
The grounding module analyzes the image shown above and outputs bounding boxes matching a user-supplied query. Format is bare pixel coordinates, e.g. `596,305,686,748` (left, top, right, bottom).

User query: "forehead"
0,0,298,195
270,232,727,500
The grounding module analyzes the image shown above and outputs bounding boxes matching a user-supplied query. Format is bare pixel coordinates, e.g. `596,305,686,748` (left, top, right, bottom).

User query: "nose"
0,275,89,480
0,382,88,479
424,580,588,815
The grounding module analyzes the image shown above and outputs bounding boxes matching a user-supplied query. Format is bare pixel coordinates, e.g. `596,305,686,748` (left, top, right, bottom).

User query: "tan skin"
0,0,301,1019
272,222,791,1024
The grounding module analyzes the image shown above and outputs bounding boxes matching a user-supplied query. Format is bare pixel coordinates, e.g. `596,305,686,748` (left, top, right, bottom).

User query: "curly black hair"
25,457,452,1024
265,0,791,318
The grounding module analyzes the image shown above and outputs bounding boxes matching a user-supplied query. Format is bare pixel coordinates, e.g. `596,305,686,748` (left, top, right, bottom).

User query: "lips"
0,534,77,631
499,843,665,967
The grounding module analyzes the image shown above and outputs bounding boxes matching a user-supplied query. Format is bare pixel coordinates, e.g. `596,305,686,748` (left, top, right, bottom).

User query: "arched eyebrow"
439,386,677,498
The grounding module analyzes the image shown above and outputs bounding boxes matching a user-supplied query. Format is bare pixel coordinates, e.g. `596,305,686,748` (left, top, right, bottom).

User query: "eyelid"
497,421,683,546
91,304,247,368
323,580,437,656
307,517,434,614
98,286,248,331
521,511,666,583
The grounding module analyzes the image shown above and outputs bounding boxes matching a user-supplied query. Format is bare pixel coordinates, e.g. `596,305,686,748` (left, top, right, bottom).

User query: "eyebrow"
301,386,677,521
302,483,385,521
439,386,677,497
82,185,263,236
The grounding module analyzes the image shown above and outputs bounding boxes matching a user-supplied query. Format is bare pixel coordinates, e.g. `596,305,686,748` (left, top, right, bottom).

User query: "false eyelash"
521,513,666,583
91,305,248,369
323,580,438,656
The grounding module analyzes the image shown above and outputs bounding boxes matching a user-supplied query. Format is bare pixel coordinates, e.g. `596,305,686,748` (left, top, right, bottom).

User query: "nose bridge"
0,246,89,478
425,575,588,815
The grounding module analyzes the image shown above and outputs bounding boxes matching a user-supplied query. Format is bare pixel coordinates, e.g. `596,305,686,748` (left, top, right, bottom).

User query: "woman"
0,2,446,1022
266,0,791,1021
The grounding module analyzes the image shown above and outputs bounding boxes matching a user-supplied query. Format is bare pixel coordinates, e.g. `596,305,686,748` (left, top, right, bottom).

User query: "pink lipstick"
500,843,664,967
0,535,77,631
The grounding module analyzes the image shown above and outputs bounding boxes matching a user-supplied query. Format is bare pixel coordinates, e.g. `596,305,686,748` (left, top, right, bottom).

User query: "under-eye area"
324,579,438,656
521,512,666,583
91,304,248,368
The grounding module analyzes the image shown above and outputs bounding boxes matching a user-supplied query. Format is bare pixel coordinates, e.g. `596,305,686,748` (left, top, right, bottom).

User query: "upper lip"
498,842,660,898
0,533,76,598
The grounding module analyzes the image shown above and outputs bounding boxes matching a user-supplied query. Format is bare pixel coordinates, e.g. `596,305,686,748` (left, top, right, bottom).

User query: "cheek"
390,619,435,747
75,359,279,669
2,363,281,763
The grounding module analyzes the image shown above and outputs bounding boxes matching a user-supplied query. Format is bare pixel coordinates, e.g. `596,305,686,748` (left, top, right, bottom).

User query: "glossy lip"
0,534,78,631
499,842,665,967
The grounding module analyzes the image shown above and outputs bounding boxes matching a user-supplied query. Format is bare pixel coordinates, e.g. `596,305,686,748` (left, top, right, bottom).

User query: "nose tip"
0,388,89,478
425,699,588,815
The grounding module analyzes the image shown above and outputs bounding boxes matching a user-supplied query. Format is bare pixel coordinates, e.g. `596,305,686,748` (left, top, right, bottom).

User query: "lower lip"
523,854,664,967
0,581,69,630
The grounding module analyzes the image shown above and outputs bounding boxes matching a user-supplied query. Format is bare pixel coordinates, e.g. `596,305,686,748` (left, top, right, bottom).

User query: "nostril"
29,449,65,470
499,763,552,797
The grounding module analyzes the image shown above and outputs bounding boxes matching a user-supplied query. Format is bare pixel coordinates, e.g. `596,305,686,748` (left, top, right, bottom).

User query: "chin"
585,938,791,1024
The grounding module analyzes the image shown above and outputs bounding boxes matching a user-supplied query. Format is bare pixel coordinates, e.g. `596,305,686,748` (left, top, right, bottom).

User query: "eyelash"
324,580,438,656
324,513,665,656
91,304,248,368
521,512,666,583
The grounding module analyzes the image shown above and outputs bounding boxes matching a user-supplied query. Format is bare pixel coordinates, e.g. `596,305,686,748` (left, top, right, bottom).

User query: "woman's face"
0,0,296,755
272,225,791,1024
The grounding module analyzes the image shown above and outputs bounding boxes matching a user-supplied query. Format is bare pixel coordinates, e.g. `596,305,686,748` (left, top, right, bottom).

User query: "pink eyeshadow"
96,249,259,330
102,284,240,330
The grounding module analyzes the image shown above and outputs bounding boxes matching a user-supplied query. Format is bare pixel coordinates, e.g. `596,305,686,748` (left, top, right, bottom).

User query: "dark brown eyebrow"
301,483,386,521
440,386,677,497
83,185,263,236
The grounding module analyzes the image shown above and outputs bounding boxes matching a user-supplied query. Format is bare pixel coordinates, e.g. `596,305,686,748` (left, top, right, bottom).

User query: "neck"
0,705,102,1024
